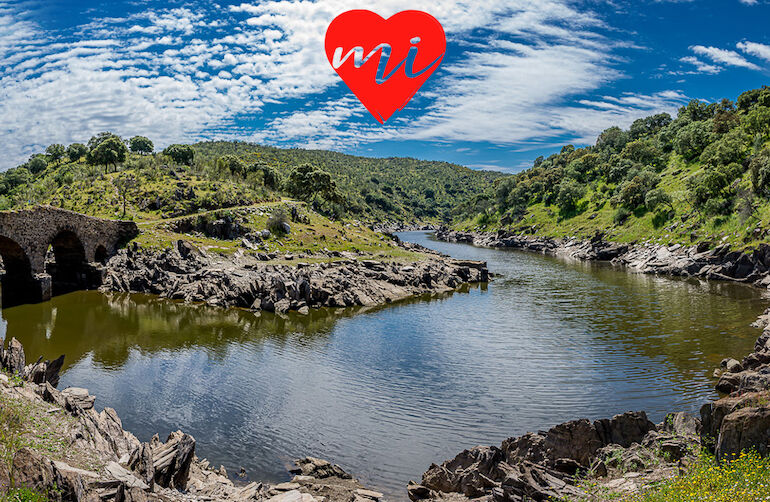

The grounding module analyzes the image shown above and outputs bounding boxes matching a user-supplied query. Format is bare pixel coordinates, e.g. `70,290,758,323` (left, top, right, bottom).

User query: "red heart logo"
325,10,446,124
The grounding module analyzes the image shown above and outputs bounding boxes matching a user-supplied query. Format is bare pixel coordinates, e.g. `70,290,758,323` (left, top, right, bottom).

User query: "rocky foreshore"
100,240,488,314
436,228,770,287
405,316,770,502
0,338,385,502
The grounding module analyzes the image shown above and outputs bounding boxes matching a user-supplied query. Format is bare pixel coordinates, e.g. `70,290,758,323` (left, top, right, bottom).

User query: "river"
1,232,767,499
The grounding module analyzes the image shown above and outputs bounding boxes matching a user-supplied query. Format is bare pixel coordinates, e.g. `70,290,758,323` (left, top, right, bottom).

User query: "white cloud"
679,56,721,74
737,40,770,61
0,0,684,170
690,45,761,70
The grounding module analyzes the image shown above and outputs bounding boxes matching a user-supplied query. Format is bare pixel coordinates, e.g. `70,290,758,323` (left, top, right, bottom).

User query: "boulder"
152,431,195,489
12,448,55,493
2,337,25,375
128,443,155,489
714,405,770,460
421,446,504,497
290,457,351,480
62,387,96,411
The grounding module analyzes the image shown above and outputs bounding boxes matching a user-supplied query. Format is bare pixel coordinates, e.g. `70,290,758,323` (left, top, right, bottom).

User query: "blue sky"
1,0,770,173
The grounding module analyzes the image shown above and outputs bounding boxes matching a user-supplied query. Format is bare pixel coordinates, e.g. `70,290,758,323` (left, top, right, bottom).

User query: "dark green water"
1,232,767,499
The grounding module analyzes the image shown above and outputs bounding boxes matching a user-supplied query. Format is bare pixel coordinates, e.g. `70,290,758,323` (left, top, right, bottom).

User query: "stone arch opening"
94,245,108,265
0,236,39,308
47,230,89,296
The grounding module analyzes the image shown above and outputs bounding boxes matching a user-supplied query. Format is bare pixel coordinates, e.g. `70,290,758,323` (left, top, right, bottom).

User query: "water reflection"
0,233,766,500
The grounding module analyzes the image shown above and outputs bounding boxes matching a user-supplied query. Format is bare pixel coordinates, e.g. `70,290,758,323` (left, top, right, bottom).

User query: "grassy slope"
460,152,770,251
6,158,421,261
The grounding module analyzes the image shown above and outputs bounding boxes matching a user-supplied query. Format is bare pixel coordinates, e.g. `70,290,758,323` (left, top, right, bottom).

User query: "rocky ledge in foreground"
100,241,488,314
437,228,770,287
407,304,770,501
0,338,384,502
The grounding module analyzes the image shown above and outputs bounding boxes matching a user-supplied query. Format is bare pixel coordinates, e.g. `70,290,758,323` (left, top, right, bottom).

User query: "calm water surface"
2,232,768,499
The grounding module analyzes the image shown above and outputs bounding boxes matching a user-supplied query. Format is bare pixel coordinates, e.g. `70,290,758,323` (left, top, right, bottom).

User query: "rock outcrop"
436,228,770,287
409,411,697,502
0,339,382,502
101,241,488,313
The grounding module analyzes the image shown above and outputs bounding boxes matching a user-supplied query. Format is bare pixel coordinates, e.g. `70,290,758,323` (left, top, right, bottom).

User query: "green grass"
570,450,770,502
0,488,49,502
628,451,770,502
133,200,424,262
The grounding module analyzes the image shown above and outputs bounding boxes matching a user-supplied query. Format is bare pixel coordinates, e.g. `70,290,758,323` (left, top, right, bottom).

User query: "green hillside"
0,138,502,224
457,86,770,251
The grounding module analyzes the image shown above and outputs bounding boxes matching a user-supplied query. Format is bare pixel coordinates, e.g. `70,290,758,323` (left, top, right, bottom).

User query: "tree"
751,147,770,196
678,99,712,122
129,136,154,155
45,144,66,165
743,106,770,138
66,143,88,162
87,135,127,171
216,155,245,176
555,179,585,212
112,173,137,218
258,164,281,189
621,139,666,170
87,131,117,150
674,121,714,160
163,144,195,165
287,164,339,202
699,129,748,167
629,113,672,139
644,188,672,211
596,126,629,153
27,155,47,174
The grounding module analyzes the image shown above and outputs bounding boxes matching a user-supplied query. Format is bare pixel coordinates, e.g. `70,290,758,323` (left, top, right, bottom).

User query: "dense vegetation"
459,86,770,249
0,135,501,223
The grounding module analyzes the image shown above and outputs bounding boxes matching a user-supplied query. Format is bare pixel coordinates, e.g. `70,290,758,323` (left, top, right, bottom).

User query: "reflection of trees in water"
1,286,476,372
543,255,768,375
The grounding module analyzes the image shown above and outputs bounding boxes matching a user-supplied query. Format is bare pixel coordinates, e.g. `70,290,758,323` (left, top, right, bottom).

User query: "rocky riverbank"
100,240,488,314
436,228,770,288
0,338,385,502
406,320,770,502
390,229,770,501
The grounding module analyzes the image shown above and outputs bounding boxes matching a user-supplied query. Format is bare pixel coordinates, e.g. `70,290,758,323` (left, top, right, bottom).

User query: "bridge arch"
0,235,40,308
47,229,89,296
0,206,138,306
94,245,108,264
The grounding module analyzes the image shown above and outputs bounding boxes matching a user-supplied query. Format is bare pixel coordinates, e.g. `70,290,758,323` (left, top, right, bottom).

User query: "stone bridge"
0,206,138,308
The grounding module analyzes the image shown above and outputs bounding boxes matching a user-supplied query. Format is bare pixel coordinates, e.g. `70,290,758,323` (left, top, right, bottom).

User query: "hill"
0,139,502,224
455,86,770,251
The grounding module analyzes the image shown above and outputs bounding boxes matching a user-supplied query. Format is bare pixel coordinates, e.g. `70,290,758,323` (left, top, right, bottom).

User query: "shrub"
266,208,289,234
645,188,672,211
613,207,631,224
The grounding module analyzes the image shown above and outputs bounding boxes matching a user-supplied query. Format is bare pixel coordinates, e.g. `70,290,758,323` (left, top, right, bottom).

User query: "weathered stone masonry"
0,206,138,307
